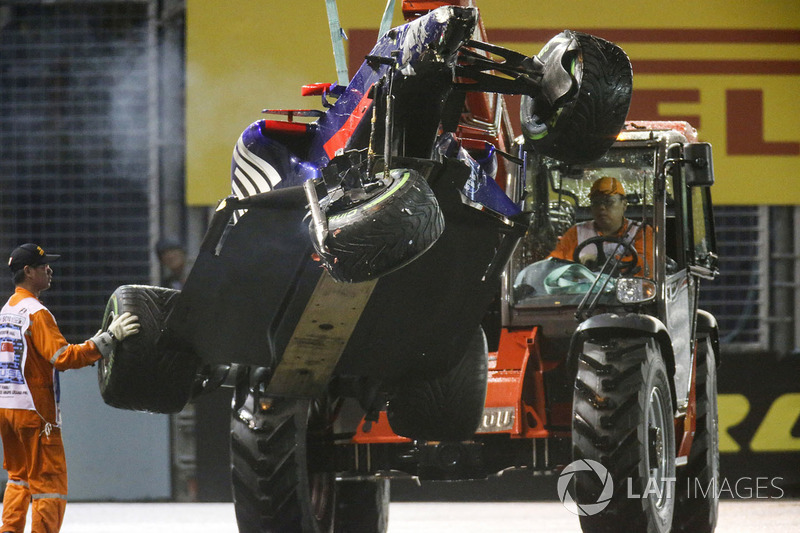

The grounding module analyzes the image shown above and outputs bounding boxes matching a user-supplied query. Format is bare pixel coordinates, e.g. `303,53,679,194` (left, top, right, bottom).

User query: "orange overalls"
0,287,101,533
550,218,655,277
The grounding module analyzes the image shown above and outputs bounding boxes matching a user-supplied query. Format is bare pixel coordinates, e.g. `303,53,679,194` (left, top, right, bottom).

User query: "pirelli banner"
186,1,799,206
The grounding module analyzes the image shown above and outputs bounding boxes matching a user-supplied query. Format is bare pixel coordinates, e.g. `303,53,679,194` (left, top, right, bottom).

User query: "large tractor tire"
673,337,720,533
231,396,334,533
230,394,390,533
98,284,199,414
521,31,633,164
572,337,675,533
312,168,444,283
387,326,488,441
335,479,390,533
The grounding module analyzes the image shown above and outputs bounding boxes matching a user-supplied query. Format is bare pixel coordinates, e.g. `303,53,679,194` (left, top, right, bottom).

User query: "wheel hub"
648,426,663,469
647,387,669,507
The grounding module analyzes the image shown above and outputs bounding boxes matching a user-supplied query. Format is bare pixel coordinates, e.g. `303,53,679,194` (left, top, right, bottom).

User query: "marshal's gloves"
91,311,141,357
108,312,140,341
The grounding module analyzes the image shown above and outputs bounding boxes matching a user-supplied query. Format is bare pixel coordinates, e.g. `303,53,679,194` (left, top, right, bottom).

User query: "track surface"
6,500,794,532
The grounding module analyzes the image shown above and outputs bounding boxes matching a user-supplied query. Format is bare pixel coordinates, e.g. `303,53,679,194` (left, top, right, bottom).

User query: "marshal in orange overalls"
0,287,104,533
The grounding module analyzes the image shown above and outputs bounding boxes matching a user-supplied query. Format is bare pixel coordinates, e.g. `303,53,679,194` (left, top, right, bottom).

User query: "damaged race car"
97,1,633,531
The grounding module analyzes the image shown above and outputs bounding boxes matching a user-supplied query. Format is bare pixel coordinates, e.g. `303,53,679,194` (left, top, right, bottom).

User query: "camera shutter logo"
557,459,614,516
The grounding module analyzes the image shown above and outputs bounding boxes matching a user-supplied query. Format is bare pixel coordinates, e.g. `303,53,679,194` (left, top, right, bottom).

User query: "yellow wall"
186,1,398,205
186,0,800,205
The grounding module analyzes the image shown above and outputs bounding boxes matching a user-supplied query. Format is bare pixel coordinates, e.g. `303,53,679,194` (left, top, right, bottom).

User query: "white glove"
107,312,140,341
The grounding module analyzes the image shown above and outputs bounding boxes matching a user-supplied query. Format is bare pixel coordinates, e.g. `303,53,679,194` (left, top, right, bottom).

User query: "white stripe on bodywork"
233,149,272,193
233,168,258,197
230,181,249,223
235,137,282,187
231,180,246,200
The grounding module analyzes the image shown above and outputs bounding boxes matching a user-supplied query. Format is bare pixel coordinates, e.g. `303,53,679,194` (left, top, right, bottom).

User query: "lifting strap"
379,0,397,39
324,0,350,87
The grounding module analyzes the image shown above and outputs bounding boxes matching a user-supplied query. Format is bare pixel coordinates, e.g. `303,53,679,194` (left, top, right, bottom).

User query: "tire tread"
98,285,198,413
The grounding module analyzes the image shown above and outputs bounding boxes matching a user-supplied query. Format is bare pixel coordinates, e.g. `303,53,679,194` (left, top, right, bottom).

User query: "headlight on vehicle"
616,278,656,304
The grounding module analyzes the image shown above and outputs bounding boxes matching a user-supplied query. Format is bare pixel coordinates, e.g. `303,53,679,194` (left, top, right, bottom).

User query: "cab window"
511,146,665,307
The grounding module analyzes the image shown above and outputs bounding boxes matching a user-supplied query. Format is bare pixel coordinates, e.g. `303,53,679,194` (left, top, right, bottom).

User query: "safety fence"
0,1,154,339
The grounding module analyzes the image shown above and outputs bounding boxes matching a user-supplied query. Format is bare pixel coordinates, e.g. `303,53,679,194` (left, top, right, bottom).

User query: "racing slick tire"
98,285,199,414
521,31,633,164
571,337,675,533
673,336,720,533
312,168,444,283
387,326,488,441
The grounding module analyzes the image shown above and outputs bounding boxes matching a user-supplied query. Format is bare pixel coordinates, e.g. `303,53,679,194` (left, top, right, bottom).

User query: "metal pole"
159,0,189,253
795,206,800,355
770,206,795,357
147,0,160,285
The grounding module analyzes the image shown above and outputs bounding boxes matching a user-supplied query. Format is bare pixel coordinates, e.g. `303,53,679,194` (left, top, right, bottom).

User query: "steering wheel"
573,235,640,275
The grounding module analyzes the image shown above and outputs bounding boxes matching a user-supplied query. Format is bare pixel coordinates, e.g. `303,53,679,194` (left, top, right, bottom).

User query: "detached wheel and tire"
673,336,719,533
572,337,675,533
311,168,444,283
230,394,389,533
521,31,633,164
387,326,488,441
98,285,199,414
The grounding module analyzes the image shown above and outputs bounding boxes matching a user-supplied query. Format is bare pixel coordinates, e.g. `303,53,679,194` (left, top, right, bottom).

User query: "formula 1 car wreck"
97,2,633,531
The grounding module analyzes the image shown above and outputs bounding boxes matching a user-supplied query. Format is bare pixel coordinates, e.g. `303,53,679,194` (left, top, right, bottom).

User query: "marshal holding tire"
310,167,444,283
571,336,675,533
98,284,199,414
521,30,633,165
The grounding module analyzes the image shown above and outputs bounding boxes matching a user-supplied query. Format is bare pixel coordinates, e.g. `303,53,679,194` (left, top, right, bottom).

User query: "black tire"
313,168,444,283
98,284,199,414
521,31,633,164
230,396,335,533
387,326,488,441
673,337,719,533
335,479,389,533
572,337,674,533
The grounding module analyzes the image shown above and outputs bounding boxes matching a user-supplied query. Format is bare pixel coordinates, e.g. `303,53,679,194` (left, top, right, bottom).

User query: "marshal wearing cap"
7,243,61,272
589,176,626,197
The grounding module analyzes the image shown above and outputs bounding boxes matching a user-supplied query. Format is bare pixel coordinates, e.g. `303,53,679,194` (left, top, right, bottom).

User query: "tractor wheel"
231,391,390,533
521,31,632,164
387,326,488,441
230,395,335,533
97,285,199,414
572,337,675,533
312,168,444,283
335,479,390,533
673,337,720,533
